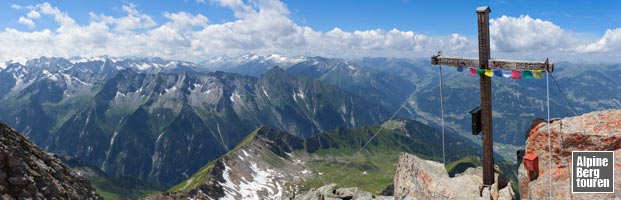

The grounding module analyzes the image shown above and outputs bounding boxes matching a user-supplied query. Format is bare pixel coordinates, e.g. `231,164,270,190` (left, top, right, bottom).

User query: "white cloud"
18,17,35,29
27,10,41,19
12,0,614,63
212,0,256,18
447,33,468,51
490,15,565,53
90,3,156,32
0,0,448,63
163,12,208,30
196,0,206,3
573,28,621,53
11,4,23,10
37,2,76,27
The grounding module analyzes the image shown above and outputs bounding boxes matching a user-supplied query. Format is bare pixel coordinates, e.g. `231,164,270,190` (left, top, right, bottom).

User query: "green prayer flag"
522,71,533,79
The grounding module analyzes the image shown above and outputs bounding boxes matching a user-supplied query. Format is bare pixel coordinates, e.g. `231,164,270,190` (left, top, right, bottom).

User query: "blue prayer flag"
493,69,503,77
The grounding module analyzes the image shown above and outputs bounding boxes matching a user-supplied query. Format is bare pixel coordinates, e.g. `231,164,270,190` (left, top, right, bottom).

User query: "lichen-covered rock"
520,110,621,199
0,121,101,199
394,152,514,200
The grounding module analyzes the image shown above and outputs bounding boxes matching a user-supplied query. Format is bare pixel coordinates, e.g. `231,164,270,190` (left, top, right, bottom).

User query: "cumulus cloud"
490,15,566,53
0,0,483,63
163,12,208,30
37,2,76,27
27,10,41,19
18,17,35,29
90,3,156,32
447,33,468,51
573,28,621,53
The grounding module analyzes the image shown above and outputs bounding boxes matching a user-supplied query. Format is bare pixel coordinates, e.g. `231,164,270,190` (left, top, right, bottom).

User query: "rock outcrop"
394,152,514,200
520,110,621,199
0,121,101,199
293,183,393,200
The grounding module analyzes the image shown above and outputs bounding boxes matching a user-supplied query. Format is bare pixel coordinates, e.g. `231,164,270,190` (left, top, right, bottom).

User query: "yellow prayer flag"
532,70,544,79
484,69,493,77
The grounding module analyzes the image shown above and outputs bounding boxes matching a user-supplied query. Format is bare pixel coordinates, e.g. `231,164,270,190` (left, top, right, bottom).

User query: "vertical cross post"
476,6,494,185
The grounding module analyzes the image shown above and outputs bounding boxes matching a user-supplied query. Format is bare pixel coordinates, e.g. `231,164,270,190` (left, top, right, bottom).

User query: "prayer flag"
457,66,464,72
522,71,533,79
477,68,485,76
502,70,512,78
470,68,476,76
511,70,522,79
484,69,493,77
532,70,544,79
494,69,503,77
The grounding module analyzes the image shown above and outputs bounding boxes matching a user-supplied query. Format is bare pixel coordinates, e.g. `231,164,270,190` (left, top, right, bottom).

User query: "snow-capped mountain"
199,54,307,76
0,56,206,99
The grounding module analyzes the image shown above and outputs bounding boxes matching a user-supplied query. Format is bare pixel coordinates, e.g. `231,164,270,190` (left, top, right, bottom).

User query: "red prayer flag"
470,68,476,76
511,70,522,79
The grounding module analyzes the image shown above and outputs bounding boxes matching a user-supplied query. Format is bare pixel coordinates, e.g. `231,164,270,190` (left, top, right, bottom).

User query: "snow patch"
242,149,251,157
229,91,241,103
346,63,356,70
115,91,127,98
137,63,152,70
156,132,165,143
296,90,305,100
164,86,177,94
11,72,33,92
221,162,284,200
262,86,270,99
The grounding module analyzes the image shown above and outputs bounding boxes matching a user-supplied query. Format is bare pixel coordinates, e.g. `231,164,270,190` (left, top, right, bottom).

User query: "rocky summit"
0,121,101,199
394,152,514,200
520,110,621,199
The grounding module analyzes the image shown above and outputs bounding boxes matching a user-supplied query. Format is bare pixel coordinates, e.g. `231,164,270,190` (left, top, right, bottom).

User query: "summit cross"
430,6,554,186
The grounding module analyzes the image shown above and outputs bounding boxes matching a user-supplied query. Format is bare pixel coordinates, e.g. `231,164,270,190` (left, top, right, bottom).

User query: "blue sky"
1,0,621,65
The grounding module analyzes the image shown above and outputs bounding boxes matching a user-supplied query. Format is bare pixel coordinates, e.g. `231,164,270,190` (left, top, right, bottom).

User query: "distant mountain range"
1,54,618,197
196,54,621,145
0,56,387,187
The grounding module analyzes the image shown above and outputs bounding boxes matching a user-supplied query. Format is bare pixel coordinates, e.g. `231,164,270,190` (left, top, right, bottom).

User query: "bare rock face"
0,121,101,199
394,152,514,200
520,110,621,199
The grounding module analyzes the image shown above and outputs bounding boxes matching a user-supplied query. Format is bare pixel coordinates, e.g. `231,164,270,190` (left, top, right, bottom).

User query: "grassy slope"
297,121,479,194
168,120,491,195
168,128,260,192
301,149,401,194
89,176,163,200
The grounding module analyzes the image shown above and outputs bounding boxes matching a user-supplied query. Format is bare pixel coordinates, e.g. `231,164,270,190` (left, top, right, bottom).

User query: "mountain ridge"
0,62,388,188
156,119,489,199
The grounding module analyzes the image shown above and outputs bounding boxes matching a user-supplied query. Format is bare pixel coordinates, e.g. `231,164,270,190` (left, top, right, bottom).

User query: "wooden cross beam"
430,6,553,186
